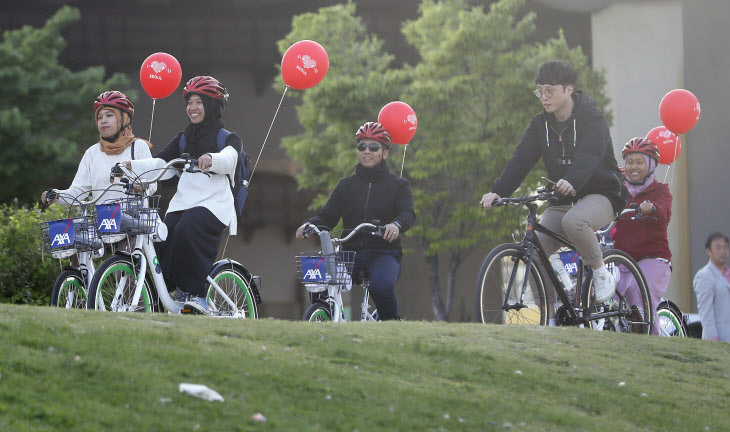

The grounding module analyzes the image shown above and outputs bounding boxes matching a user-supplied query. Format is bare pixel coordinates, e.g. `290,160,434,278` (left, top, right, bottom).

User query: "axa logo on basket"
51,233,71,247
304,268,323,280
99,218,118,231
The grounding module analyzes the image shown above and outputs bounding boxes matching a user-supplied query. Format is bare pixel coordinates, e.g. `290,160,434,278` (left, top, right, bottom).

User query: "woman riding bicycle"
480,60,626,304
125,76,243,315
41,91,155,206
612,137,672,335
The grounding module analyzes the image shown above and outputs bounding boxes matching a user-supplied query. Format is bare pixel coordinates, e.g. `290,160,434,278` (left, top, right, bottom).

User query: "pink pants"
615,258,672,335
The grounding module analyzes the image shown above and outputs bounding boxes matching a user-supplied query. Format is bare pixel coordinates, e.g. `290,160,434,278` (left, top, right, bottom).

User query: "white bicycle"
86,157,261,318
298,222,384,322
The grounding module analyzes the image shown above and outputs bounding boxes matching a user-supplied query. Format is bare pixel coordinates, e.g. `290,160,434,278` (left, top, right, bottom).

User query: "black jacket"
491,90,627,213
306,160,416,253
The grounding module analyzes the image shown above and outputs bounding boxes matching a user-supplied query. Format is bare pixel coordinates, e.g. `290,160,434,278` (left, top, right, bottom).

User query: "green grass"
1,304,728,431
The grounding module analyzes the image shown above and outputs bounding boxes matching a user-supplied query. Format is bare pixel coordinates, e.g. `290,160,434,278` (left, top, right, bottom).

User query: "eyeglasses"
534,86,565,99
357,142,383,152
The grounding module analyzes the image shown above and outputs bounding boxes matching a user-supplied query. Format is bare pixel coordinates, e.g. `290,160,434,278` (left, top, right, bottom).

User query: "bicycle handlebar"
111,154,211,190
40,182,128,212
302,222,385,243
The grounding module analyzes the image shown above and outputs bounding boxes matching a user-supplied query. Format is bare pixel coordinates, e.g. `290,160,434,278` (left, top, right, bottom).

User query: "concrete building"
3,0,726,319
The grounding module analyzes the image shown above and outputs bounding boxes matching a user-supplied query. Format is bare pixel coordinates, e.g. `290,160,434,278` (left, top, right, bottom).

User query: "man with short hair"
480,60,626,304
693,232,730,342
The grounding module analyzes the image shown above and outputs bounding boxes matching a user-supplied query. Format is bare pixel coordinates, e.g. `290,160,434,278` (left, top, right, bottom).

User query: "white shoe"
593,268,616,303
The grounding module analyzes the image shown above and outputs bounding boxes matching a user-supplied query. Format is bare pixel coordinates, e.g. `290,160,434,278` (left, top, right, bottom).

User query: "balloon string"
249,86,288,186
148,99,156,142
400,144,408,177
662,138,680,185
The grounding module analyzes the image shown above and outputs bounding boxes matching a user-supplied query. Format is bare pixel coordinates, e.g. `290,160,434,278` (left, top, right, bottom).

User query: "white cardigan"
130,146,238,235
56,139,155,205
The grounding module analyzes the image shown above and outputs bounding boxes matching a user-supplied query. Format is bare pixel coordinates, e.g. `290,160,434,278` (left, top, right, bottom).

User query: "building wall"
591,1,691,309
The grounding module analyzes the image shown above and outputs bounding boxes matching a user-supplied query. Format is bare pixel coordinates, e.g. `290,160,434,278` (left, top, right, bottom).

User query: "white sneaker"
593,267,616,303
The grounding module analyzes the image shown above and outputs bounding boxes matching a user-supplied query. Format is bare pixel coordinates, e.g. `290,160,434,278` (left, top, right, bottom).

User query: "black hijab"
181,94,225,158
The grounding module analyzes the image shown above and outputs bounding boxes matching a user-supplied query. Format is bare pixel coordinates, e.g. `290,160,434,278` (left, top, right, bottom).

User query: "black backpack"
178,128,252,218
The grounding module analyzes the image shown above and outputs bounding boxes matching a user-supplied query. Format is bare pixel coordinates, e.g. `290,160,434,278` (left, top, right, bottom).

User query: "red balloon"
646,126,681,165
281,40,329,90
659,89,700,135
378,101,417,145
139,53,182,100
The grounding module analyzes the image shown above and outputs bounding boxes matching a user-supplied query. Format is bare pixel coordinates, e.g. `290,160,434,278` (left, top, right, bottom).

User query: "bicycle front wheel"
87,255,155,312
582,249,652,335
656,299,686,337
475,244,548,325
50,270,87,309
207,267,259,318
303,302,332,322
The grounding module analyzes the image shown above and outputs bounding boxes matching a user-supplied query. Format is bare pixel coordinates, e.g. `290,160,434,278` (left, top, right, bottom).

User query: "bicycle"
475,187,653,334
656,297,688,337
40,184,127,309
85,156,262,318
297,222,384,322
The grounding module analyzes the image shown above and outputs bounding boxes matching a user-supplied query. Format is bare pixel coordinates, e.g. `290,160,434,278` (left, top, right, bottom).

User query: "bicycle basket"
296,251,355,290
95,196,160,240
39,216,103,259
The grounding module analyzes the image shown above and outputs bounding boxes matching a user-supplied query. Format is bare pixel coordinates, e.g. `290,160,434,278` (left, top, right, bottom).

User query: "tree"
277,0,610,321
0,6,131,204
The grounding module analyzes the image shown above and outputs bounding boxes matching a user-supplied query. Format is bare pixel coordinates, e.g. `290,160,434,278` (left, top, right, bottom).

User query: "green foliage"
277,0,611,319
0,6,132,204
275,1,410,208
2,305,730,431
0,202,71,304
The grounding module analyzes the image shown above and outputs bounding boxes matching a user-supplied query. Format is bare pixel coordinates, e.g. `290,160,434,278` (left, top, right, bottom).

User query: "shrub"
0,202,73,304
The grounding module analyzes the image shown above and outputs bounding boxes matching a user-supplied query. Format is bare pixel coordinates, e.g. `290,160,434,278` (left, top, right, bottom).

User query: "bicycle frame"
503,194,639,326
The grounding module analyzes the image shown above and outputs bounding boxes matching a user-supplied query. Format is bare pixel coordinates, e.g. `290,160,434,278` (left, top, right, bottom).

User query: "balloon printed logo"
406,114,417,125
150,61,167,74
658,129,673,140
301,55,317,70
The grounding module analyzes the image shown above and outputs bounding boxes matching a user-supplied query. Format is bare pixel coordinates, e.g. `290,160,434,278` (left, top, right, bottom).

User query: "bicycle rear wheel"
50,270,87,309
303,301,332,322
656,299,687,337
475,243,548,325
582,249,652,334
87,255,155,312
207,266,259,318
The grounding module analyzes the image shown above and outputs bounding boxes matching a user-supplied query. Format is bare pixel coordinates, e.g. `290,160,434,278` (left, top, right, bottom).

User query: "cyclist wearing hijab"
128,76,242,315
613,137,672,335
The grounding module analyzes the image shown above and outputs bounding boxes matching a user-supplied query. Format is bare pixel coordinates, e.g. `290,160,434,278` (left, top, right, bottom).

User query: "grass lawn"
1,304,728,431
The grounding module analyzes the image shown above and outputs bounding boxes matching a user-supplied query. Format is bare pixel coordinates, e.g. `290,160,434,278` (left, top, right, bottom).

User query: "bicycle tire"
207,266,259,318
581,249,652,335
303,302,332,322
474,243,548,325
87,255,155,312
50,270,87,309
656,300,687,337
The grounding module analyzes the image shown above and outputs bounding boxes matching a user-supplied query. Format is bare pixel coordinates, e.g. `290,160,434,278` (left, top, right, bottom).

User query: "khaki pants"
536,194,615,269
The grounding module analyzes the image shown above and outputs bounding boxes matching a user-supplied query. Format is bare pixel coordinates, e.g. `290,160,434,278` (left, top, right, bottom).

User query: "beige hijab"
96,108,152,155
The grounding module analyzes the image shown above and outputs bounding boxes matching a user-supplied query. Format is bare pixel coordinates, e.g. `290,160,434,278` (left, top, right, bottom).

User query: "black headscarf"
181,94,226,158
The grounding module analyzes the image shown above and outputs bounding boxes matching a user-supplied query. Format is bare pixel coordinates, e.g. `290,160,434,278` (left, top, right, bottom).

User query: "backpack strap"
177,133,186,155
131,140,135,160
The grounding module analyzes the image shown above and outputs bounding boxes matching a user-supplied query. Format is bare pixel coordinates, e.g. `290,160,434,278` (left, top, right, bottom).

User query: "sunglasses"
357,142,384,152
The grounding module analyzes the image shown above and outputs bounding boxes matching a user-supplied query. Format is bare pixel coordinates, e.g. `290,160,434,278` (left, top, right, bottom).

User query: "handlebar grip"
41,189,57,212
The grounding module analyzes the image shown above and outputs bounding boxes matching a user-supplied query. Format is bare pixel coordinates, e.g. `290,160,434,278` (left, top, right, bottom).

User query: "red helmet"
356,122,391,146
94,91,134,116
183,76,229,100
622,137,660,162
